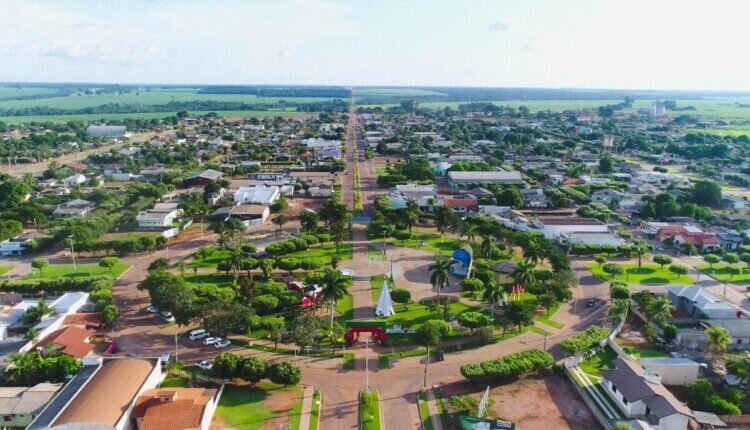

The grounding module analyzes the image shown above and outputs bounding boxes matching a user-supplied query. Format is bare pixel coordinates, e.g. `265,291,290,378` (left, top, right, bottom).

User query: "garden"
589,263,694,284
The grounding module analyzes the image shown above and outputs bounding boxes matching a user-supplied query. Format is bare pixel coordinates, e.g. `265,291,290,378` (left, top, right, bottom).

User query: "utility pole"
424,344,430,388
68,235,77,271
365,338,370,393
544,332,548,351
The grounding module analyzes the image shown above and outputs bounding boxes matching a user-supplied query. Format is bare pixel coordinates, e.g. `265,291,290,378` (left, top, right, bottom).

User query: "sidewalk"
299,385,315,430
425,386,444,430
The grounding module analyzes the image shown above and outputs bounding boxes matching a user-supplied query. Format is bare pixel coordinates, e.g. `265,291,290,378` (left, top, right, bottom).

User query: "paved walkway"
425,387,444,430
299,385,315,430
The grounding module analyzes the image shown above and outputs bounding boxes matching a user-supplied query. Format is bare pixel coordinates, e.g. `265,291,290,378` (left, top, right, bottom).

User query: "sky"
2,0,750,90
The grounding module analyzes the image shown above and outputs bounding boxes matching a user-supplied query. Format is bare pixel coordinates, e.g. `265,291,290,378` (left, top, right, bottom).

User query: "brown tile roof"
37,326,95,359
63,312,103,328
53,358,158,427
676,232,720,246
132,388,217,430
538,217,603,226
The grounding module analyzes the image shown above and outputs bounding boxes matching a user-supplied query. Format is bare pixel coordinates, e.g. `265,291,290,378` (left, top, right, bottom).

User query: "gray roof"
0,383,61,415
86,125,126,137
667,286,737,312
186,169,223,181
447,170,524,183
601,357,692,418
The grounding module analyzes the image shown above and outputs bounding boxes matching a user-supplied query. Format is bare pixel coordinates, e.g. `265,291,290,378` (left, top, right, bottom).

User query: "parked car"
587,299,597,307
159,311,175,323
203,337,220,346
189,329,209,340
215,340,231,349
196,360,213,371
435,349,445,361
160,352,171,368
146,306,159,313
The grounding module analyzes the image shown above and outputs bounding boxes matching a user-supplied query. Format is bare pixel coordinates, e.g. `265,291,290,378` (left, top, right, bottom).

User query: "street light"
68,235,77,272
423,344,430,388
365,338,370,393
382,231,387,257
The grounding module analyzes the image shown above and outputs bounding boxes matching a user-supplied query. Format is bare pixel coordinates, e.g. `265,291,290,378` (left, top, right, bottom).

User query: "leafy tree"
723,253,739,265
270,197,289,213
646,297,674,327
239,357,269,384
611,422,634,430
434,205,454,235
98,256,120,273
538,293,558,315
181,193,212,237
480,236,498,259
497,187,523,208
504,302,534,331
669,264,689,279
594,256,607,267
599,157,613,173
31,258,49,274
460,278,484,292
652,254,672,269
691,180,722,208
299,210,320,232
726,352,750,385
740,253,750,268
24,298,54,324
101,304,120,327
272,215,287,231
148,258,170,273
261,316,285,350
703,254,720,269
213,352,242,379
391,288,411,310
260,259,274,279
288,315,325,352
253,294,280,314
268,362,301,386
457,312,491,334
275,258,300,275
416,319,451,347
602,263,624,280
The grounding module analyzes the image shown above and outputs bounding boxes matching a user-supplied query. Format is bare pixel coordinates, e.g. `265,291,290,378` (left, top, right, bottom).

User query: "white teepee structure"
375,279,395,317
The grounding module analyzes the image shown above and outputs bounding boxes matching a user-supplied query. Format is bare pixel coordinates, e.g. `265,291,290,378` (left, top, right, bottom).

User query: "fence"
718,415,750,425
562,366,612,429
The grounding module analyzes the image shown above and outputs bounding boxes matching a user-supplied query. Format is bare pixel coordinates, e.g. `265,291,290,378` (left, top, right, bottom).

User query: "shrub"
662,324,677,341
253,294,280,314
460,349,553,380
298,234,319,246
460,278,484,292
559,326,610,354
644,326,659,343
0,276,112,294
291,238,309,251
268,362,301,386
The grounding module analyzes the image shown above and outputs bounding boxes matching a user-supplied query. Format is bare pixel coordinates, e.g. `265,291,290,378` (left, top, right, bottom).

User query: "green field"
689,126,750,137
697,264,750,283
579,346,618,378
287,242,353,265
622,346,669,361
360,390,382,430
215,383,303,430
0,87,61,100
0,109,309,124
0,88,348,110
23,263,131,280
311,390,321,430
354,88,446,97
589,263,694,285
0,267,13,276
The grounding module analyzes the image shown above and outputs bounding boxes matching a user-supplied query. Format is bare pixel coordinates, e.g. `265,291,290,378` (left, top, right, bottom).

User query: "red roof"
538,217,603,226
657,226,688,237
444,197,479,210
563,178,585,185
38,326,95,359
675,232,719,246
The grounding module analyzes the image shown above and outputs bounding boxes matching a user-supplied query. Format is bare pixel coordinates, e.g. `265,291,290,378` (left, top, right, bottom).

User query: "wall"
659,412,689,430
200,384,224,430
561,366,612,429
602,378,646,416
114,360,164,430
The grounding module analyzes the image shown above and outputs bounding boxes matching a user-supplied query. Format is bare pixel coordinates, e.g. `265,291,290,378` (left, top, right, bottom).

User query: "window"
612,386,617,393
623,397,628,405
738,339,743,344
3,416,11,422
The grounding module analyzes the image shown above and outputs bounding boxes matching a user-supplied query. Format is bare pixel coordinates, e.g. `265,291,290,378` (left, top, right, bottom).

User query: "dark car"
587,299,597,307
435,349,445,361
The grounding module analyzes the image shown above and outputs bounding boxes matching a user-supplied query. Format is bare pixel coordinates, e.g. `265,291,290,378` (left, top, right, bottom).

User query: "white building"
601,357,692,430
640,358,700,386
558,232,625,247
62,174,86,187
0,383,62,428
136,209,179,229
447,170,524,188
527,217,608,240
233,186,280,206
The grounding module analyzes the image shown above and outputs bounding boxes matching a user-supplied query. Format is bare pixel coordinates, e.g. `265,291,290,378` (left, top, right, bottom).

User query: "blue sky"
1,0,750,90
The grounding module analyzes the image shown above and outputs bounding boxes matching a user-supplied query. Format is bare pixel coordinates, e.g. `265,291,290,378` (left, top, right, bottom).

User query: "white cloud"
487,21,512,32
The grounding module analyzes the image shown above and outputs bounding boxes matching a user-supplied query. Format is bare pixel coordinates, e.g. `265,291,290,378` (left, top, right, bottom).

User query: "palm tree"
482,281,503,322
24,299,54,324
726,352,750,385
645,297,674,327
320,270,349,326
429,257,453,303
480,236,498,259
227,249,247,282
463,224,478,243
512,258,536,289
633,245,648,269
705,326,732,365
523,238,545,265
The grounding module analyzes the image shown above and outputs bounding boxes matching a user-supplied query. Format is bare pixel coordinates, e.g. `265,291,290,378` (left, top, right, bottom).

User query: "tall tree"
705,326,732,365
429,257,453,303
512,258,536,288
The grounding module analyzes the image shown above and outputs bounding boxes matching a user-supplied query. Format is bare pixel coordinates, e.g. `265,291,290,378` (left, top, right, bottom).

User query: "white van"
189,329,209,340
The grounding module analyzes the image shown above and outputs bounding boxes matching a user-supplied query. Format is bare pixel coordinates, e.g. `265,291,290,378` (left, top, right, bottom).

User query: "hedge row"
74,236,167,255
265,233,333,256
460,349,553,380
559,326,610,354
0,276,112,294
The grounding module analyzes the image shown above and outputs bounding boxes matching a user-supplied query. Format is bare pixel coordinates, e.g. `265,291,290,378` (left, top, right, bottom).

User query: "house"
136,210,179,229
182,169,223,187
306,186,334,198
62,174,86,187
131,387,221,430
708,227,743,251
213,204,269,226
592,189,625,204
29,358,164,430
390,184,443,212
443,195,479,215
303,138,342,150
0,232,38,256
0,383,62,428
36,326,95,359
558,232,625,247
528,217,608,240
634,171,691,189
672,232,720,253
467,187,495,199
53,199,95,217
677,320,750,351
521,188,547,208
447,171,524,188
601,357,692,430
233,186,280,206
86,125,128,138
639,358,700,386
289,171,335,186
722,194,746,210
667,286,739,320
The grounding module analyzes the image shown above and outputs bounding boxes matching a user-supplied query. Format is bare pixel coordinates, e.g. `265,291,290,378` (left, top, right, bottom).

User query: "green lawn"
417,391,435,430
24,263,131,280
189,249,232,268
536,301,564,329
287,242,353,265
579,346,618,378
182,273,234,288
368,245,387,261
589,263,694,284
360,390,382,430
0,267,13,276
374,232,481,258
622,346,669,361
161,376,189,387
215,383,303,430
310,390,321,430
697,264,750,283
335,294,354,320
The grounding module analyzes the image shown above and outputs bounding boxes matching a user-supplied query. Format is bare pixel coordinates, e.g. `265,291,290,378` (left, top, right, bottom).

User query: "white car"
159,311,175,323
214,340,231,349
146,306,159,313
196,360,213,371
203,337,220,346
